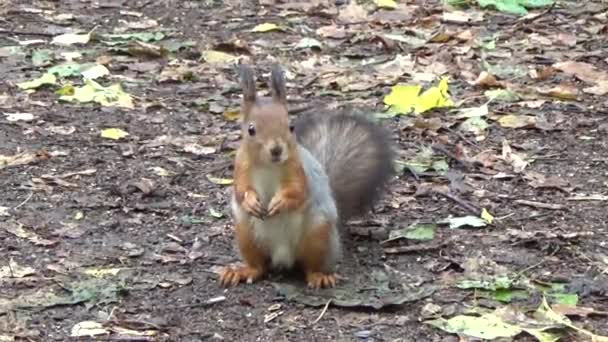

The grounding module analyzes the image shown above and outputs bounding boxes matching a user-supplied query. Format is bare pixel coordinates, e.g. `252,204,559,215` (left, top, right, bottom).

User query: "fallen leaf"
101,128,129,140
553,61,607,84
251,23,281,32
5,222,57,246
497,114,537,128
81,64,110,79
4,113,35,122
481,208,494,224
384,223,436,243
0,259,36,278
59,79,134,109
201,50,237,65
375,0,397,9
71,321,108,337
439,215,487,229
52,32,91,46
294,37,322,50
207,175,233,185
17,73,57,90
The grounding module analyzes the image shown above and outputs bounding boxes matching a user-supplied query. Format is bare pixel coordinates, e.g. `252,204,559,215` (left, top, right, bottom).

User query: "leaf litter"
1,0,608,340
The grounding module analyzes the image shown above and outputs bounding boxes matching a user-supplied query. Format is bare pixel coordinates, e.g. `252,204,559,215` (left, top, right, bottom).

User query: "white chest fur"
232,165,307,269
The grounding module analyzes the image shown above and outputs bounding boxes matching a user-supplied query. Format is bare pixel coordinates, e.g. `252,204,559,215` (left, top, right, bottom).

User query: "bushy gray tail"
294,112,395,221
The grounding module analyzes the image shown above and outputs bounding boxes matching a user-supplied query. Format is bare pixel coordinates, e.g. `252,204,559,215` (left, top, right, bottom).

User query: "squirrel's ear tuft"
269,64,286,105
238,64,257,103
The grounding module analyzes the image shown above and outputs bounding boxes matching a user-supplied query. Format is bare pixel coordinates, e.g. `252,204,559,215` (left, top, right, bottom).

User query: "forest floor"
1,0,607,341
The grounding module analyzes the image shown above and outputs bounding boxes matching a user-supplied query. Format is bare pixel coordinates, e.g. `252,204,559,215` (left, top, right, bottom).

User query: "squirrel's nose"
270,146,282,158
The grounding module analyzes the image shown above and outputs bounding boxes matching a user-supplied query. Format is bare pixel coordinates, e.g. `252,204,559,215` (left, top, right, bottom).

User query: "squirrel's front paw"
242,191,266,219
220,266,265,287
267,194,286,217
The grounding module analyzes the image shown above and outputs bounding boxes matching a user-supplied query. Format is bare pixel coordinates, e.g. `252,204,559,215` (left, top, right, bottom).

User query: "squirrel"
219,64,395,289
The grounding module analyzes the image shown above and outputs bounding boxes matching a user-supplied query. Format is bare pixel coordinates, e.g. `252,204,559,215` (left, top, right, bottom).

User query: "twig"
384,237,455,254
0,29,55,37
312,299,332,324
13,192,33,210
513,199,565,210
431,144,475,170
166,295,226,310
516,2,556,25
432,189,480,215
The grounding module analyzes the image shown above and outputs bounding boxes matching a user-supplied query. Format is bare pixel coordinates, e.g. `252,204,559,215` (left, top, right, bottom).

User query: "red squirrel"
220,64,394,289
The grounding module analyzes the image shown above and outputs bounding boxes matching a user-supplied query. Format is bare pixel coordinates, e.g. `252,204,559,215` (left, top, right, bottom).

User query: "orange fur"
296,223,337,288
220,221,268,287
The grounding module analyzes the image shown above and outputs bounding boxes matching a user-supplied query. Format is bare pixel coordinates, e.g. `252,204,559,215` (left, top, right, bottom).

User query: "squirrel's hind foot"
220,266,265,287
306,272,337,289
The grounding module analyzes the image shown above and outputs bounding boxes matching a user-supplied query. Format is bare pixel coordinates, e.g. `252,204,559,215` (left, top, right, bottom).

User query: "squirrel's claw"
306,272,337,289
220,266,265,287
242,191,266,219
266,195,284,217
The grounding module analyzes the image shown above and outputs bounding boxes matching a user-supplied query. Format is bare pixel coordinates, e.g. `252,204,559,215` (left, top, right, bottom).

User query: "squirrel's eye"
289,123,295,133
248,123,256,136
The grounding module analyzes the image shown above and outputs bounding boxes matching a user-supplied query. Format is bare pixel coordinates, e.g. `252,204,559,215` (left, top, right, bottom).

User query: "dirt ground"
1,0,608,341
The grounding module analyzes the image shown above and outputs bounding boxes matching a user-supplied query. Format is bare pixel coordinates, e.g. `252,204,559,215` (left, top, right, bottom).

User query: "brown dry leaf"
316,25,348,39
553,61,608,85
523,171,571,192
529,66,556,81
555,33,577,47
584,81,608,96
338,1,367,23
539,84,578,100
5,222,58,246
0,150,51,170
472,71,501,88
501,139,528,173
552,304,608,318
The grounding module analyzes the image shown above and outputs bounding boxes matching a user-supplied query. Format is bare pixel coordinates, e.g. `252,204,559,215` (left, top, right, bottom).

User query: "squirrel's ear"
238,64,257,104
269,64,286,105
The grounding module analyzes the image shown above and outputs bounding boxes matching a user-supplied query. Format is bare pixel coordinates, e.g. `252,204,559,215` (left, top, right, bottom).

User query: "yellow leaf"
414,77,454,114
202,50,237,65
223,108,241,121
384,78,454,116
17,73,57,90
383,84,422,115
207,174,233,185
481,208,494,224
251,23,280,32
83,267,122,277
375,0,397,9
101,128,129,140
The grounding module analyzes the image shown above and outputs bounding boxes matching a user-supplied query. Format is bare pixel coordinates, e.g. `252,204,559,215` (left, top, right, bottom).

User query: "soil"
1,1,607,341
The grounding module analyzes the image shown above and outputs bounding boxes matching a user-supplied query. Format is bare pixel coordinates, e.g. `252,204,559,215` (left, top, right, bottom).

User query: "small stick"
312,299,332,324
513,199,564,210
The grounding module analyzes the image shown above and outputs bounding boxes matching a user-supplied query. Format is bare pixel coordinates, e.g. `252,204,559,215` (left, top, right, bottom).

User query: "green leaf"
485,89,520,102
491,288,529,303
208,207,224,218
399,146,449,174
17,73,57,90
386,223,436,242
32,49,53,67
59,79,134,109
48,63,88,77
549,293,578,306
102,32,165,45
476,0,554,16
457,276,514,291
